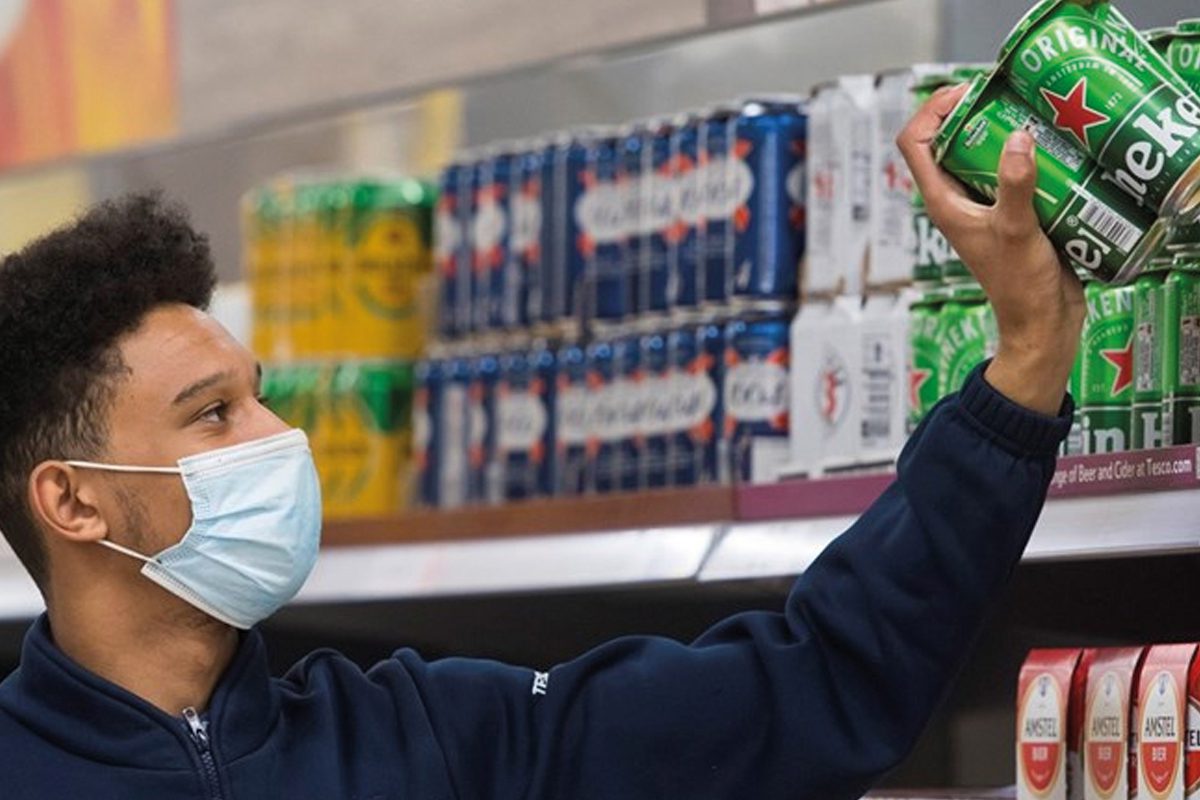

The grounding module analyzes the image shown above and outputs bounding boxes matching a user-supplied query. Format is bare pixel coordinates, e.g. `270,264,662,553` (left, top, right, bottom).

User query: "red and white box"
1136,644,1200,800
1019,648,1085,800
1084,647,1146,800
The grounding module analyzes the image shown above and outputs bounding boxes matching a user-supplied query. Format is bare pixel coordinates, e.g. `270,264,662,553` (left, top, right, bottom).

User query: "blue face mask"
66,429,322,629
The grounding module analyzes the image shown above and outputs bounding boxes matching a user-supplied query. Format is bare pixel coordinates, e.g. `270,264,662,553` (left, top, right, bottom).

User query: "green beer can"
997,0,1200,220
1162,259,1200,444
1162,20,1200,90
911,71,964,287
1131,270,1167,449
908,289,946,431
938,283,998,398
1148,23,1200,251
1080,280,1135,453
936,74,1165,284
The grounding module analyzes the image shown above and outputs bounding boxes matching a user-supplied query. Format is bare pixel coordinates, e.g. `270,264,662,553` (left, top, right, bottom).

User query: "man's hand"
897,84,1086,416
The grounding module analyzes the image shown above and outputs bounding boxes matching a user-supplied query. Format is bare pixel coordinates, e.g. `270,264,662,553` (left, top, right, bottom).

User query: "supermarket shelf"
0,447,1195,617
298,525,720,603
321,485,735,546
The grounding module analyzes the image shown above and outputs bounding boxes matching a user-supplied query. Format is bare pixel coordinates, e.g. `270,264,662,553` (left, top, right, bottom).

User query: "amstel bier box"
1084,647,1146,800
1136,644,1200,800
1019,648,1084,800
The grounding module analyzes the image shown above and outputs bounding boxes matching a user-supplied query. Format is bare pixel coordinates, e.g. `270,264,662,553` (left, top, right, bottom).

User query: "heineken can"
996,0,1200,219
936,74,1165,284
1062,340,1085,456
937,284,998,399
910,71,963,287
1131,271,1167,450
1153,20,1200,94
1162,263,1200,445
907,290,945,432
1080,280,1135,454
1148,23,1200,252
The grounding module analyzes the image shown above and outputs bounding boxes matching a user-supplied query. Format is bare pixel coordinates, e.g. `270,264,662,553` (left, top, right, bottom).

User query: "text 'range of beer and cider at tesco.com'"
241,0,1200,515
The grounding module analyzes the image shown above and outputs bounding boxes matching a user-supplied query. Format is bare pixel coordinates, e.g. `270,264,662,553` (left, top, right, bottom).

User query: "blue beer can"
724,309,792,484
506,143,543,330
669,113,703,311
586,333,621,494
434,161,471,338
700,105,739,309
497,338,558,500
615,329,645,491
620,123,650,320
555,337,589,497
640,327,672,489
413,355,444,507
546,132,592,326
668,316,725,486
730,97,807,305
438,348,473,508
467,347,501,504
471,148,513,332
643,118,676,318
583,131,628,324
537,136,565,326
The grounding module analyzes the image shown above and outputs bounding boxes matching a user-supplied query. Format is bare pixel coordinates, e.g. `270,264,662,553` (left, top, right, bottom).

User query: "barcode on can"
861,333,892,448
1078,197,1142,254
1182,317,1200,386
1023,117,1084,171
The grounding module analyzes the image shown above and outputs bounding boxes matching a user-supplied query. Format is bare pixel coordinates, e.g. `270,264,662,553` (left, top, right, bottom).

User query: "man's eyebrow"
172,370,235,407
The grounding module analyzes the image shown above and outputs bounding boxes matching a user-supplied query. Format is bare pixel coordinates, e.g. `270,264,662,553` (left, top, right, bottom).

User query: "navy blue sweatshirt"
0,366,1070,799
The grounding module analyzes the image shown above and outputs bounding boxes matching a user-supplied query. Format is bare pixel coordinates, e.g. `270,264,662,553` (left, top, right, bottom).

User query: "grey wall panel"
89,123,346,283
463,0,941,143
177,0,706,137
940,0,1200,62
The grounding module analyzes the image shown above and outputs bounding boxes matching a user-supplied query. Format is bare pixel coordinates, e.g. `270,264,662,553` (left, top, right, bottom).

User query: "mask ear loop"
64,461,181,475
97,539,157,565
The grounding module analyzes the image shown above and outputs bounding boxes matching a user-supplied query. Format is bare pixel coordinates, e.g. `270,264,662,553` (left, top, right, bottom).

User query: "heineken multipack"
935,0,1200,287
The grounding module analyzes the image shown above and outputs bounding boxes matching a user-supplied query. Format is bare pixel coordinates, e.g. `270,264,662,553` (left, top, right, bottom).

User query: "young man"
0,86,1082,799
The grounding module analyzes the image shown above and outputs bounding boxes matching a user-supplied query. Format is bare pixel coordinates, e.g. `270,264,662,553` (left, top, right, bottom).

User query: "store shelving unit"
5,446,1191,620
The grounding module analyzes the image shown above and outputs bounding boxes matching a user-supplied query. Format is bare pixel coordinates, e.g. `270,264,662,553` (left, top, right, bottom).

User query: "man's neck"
47,587,239,717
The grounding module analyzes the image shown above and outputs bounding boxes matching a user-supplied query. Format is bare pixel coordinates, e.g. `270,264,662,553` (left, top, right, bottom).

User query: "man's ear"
28,462,109,545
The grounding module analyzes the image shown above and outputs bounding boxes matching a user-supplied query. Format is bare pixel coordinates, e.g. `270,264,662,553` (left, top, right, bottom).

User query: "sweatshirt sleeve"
384,363,1073,800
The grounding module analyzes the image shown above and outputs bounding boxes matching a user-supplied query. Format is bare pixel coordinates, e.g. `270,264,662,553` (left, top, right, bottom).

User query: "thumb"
993,130,1039,237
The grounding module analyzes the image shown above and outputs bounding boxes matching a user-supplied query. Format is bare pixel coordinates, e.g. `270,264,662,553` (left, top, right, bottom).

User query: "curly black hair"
0,192,216,591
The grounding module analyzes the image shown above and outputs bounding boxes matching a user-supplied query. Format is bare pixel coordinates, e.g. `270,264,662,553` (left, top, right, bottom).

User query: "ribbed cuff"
956,361,1074,458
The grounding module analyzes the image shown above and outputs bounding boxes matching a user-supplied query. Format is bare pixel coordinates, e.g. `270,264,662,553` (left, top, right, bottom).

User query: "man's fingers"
992,130,1040,239
897,84,973,221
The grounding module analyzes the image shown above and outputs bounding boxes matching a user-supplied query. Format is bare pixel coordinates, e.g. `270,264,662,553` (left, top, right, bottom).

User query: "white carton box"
805,76,876,299
869,65,949,289
789,295,862,476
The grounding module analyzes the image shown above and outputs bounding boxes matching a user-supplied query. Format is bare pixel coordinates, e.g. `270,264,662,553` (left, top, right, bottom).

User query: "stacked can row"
906,253,1200,456
414,309,792,508
242,174,436,363
262,360,415,519
433,97,807,339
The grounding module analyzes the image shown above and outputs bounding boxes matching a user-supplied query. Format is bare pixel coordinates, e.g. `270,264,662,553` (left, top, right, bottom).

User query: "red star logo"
1100,337,1134,396
1041,78,1109,148
909,366,931,409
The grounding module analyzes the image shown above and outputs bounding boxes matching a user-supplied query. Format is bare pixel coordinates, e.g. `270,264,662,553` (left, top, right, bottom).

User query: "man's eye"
198,402,228,423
